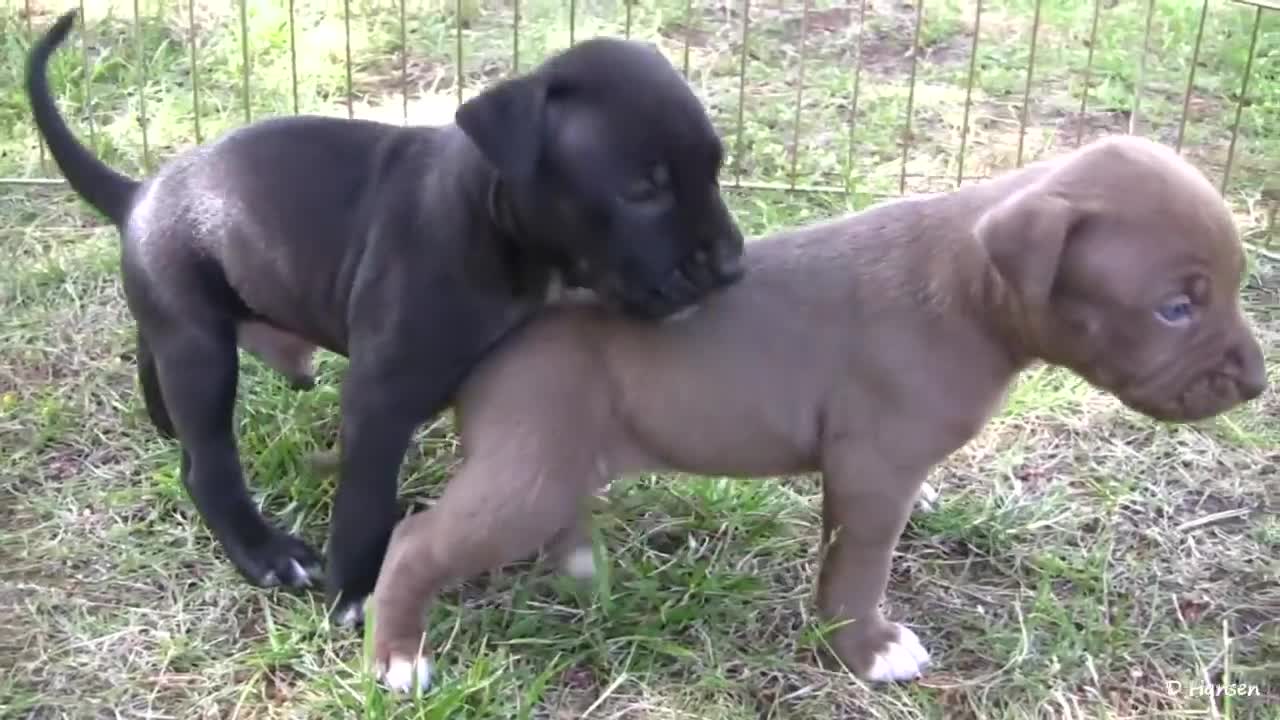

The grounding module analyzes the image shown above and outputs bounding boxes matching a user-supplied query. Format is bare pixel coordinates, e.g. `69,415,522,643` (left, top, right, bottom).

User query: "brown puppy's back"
454,176,1031,481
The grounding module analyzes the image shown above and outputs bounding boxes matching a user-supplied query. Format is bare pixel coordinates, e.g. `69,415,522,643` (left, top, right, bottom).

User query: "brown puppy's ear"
456,74,549,181
973,184,1081,308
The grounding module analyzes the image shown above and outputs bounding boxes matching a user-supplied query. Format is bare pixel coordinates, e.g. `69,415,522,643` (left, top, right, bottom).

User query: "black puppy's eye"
1155,294,1194,326
621,164,670,203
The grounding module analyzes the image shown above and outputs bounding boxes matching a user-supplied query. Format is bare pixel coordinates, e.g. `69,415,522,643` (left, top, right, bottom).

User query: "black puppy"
26,10,745,624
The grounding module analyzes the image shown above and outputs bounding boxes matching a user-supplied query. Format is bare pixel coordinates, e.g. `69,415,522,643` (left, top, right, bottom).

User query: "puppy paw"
559,545,596,580
306,448,341,477
913,482,940,514
287,373,316,391
330,597,366,629
376,654,434,694
230,529,324,589
865,624,930,683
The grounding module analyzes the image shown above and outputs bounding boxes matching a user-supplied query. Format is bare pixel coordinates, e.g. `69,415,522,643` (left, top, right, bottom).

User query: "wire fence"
4,0,1278,243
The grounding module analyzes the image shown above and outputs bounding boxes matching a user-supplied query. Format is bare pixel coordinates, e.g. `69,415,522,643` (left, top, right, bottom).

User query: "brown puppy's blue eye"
1156,295,1194,325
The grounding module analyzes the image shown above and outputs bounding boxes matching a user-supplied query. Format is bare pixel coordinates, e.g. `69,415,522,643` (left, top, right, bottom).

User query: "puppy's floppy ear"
456,73,549,181
974,184,1081,308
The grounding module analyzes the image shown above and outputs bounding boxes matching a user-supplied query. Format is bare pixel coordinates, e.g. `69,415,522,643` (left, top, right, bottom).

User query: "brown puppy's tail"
25,9,139,226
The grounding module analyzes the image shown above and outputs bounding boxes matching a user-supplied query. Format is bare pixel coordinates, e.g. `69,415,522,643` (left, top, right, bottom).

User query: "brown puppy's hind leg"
370,451,597,693
817,449,931,682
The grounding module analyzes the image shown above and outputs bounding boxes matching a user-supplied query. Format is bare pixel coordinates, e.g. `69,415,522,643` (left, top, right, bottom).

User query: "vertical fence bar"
570,0,577,45
1075,0,1101,147
898,0,923,195
401,0,409,122
455,0,464,105
188,0,203,143
1174,0,1209,153
26,0,46,172
344,0,354,118
681,0,693,77
1220,5,1262,196
787,0,810,190
956,0,983,187
625,0,633,38
134,0,150,172
79,0,95,150
843,0,868,193
1014,0,1042,169
1264,189,1277,249
1128,0,1155,135
288,0,300,115
732,0,751,186
512,0,520,74
239,0,251,123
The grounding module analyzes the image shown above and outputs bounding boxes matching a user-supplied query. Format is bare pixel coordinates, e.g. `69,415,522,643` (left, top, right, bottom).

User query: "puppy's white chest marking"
661,304,701,324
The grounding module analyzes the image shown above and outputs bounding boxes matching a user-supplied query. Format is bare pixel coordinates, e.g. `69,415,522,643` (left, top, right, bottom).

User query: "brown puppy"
368,135,1267,691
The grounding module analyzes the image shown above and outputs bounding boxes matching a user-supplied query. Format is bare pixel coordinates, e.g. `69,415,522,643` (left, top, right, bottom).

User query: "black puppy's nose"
708,238,745,284
715,252,744,283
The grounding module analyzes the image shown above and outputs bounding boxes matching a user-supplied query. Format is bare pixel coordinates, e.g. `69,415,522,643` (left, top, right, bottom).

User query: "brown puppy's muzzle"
1123,332,1267,422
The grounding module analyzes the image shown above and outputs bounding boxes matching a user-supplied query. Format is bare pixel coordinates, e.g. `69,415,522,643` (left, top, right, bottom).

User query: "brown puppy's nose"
1230,338,1268,401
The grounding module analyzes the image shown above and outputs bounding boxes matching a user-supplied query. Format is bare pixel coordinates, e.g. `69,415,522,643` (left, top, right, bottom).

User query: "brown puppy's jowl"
369,135,1267,691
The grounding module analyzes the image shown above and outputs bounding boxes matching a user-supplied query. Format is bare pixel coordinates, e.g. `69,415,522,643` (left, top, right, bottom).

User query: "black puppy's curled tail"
25,9,139,226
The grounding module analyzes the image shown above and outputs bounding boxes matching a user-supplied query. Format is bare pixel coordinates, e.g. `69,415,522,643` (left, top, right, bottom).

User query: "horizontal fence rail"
2,0,1277,244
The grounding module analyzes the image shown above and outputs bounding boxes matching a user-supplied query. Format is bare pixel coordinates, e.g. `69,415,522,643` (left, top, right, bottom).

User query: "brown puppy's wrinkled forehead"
1055,136,1242,274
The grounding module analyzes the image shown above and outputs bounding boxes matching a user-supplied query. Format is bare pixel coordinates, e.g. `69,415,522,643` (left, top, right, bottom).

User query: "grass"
1,0,1279,717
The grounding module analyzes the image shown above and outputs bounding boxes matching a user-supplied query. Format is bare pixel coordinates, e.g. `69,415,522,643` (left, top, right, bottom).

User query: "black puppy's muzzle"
614,237,746,320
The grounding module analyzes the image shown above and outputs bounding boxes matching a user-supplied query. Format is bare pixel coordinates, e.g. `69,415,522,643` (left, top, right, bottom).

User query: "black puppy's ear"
456,73,549,181
974,184,1082,309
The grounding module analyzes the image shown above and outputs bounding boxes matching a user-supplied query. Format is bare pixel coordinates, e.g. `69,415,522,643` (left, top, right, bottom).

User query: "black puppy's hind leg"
148,318,323,589
137,330,176,439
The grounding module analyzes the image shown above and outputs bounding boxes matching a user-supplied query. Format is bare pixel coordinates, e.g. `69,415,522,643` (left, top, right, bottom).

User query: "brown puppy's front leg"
817,450,931,682
370,453,593,693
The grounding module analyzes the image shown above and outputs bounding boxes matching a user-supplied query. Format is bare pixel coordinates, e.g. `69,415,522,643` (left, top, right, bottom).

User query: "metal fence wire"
5,0,1278,245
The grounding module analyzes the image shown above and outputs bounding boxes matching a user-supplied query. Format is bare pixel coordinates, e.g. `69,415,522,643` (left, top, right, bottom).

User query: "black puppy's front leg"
324,370,421,626
323,258,533,626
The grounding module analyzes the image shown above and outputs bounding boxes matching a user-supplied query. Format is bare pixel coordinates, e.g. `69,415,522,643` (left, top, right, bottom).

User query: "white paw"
260,559,319,589
290,559,317,586
561,546,596,580
866,625,930,682
914,482,940,514
333,601,364,628
379,654,434,693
